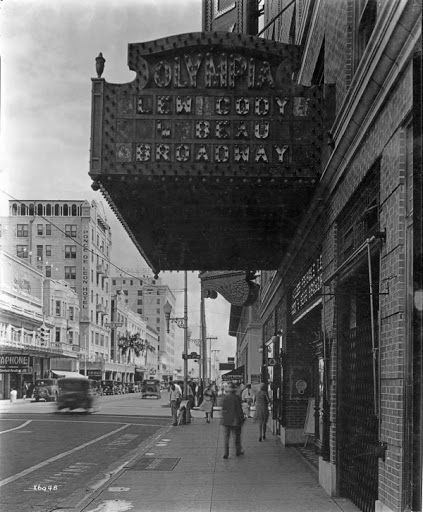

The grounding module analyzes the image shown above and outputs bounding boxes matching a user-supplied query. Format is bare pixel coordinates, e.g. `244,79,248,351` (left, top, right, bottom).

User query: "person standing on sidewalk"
241,383,254,419
221,383,245,459
253,382,270,441
170,383,182,426
199,383,215,423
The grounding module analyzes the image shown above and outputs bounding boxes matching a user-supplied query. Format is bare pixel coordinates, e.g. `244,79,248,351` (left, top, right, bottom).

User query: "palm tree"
118,331,155,365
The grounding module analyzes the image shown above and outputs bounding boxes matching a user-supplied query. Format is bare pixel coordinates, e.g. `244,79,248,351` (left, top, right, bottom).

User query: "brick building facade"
203,1,422,511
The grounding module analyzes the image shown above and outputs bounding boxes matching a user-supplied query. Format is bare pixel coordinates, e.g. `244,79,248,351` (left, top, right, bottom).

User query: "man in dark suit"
221,382,245,459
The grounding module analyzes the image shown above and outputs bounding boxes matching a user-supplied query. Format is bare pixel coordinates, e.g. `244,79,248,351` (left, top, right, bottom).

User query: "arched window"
37,204,43,216
54,204,60,216
11,204,18,215
46,204,52,216
71,204,77,216
63,204,69,216
20,204,27,215
29,204,35,216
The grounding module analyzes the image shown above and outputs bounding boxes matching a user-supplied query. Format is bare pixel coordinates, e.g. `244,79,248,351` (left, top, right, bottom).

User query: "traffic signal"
39,325,50,345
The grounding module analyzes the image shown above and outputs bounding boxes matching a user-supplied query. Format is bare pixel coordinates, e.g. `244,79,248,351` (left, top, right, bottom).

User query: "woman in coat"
253,382,270,441
199,383,216,423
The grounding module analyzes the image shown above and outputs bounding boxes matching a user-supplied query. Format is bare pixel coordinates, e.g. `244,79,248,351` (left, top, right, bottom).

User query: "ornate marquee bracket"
200,270,259,307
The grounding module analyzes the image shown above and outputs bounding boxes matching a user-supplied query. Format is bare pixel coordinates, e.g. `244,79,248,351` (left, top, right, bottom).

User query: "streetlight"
163,271,188,398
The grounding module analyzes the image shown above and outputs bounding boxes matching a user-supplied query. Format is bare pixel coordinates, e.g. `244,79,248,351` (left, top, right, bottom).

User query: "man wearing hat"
221,382,245,459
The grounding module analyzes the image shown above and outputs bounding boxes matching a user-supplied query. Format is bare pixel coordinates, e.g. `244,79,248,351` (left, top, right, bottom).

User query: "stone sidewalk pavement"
78,411,360,512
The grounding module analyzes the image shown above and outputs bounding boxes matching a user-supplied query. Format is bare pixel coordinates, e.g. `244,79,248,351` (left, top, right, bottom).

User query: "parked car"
128,383,139,393
101,380,117,395
57,377,99,413
34,378,59,402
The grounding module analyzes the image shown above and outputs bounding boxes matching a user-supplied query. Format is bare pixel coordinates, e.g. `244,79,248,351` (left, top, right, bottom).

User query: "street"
0,392,172,512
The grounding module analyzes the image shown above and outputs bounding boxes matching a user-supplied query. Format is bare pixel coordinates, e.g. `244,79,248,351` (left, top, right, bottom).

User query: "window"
36,245,43,262
91,290,94,303
137,299,142,305
55,301,61,316
45,224,51,235
100,335,104,346
65,266,76,279
46,205,52,216
37,224,43,235
55,330,61,343
137,309,142,314
65,245,77,258
157,327,160,332
138,290,142,296
123,290,128,295
65,224,77,238
112,279,116,285
46,245,52,257
69,306,75,321
354,0,377,71
95,333,99,345
156,308,160,314
17,245,28,258
68,331,74,344
123,280,126,284
46,266,52,277
157,299,160,304
156,317,160,323
91,269,94,282
130,280,133,285
17,224,28,237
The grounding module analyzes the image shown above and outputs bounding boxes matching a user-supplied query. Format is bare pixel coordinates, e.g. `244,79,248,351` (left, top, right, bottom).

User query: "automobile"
101,380,118,395
57,377,99,413
34,378,59,402
128,383,139,393
141,379,161,399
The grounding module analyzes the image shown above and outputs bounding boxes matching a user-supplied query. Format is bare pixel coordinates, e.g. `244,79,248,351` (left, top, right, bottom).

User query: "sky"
0,0,235,374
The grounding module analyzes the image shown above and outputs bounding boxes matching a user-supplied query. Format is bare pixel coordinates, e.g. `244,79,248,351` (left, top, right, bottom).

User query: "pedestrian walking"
169,383,182,426
221,383,245,459
241,383,254,419
253,382,270,441
199,383,216,423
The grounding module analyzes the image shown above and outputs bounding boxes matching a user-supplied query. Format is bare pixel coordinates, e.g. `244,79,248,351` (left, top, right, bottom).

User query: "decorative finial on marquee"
95,52,106,78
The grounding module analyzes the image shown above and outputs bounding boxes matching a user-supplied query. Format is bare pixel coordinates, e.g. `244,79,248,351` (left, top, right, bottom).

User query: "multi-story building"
0,199,112,365
111,276,176,381
0,251,79,398
202,2,422,512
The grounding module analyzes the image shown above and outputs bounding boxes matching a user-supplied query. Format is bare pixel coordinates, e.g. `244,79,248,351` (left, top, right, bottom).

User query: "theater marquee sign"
89,32,325,273
91,32,323,179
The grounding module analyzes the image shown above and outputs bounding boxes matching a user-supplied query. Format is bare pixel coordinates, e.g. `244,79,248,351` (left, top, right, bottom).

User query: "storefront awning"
222,365,245,381
51,370,88,379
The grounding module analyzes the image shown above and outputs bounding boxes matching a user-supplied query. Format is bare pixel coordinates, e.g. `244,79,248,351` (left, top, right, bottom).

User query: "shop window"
37,224,43,235
17,224,28,237
16,245,28,258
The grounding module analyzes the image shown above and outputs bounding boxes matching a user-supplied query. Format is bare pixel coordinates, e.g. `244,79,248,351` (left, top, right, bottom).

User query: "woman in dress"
199,383,216,423
253,383,270,441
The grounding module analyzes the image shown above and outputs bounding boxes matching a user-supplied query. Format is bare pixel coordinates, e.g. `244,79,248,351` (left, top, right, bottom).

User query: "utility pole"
211,349,220,382
201,296,207,383
207,336,217,382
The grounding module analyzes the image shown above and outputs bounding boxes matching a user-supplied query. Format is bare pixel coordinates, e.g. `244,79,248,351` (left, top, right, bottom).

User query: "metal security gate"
338,269,379,512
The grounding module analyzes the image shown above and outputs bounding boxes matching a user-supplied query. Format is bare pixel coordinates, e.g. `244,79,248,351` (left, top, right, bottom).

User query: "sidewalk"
78,410,360,512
